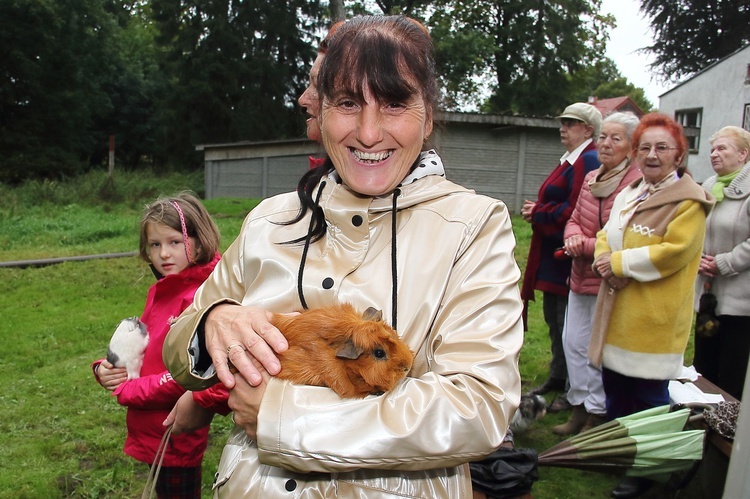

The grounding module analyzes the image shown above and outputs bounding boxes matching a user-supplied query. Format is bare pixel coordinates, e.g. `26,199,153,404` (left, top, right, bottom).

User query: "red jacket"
92,252,220,466
564,163,642,295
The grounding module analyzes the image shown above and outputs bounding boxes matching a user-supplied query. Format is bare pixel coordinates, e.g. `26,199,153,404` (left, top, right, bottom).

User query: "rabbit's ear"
362,307,382,322
336,339,364,360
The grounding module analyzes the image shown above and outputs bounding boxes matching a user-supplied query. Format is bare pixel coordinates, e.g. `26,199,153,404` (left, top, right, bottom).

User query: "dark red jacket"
521,142,599,307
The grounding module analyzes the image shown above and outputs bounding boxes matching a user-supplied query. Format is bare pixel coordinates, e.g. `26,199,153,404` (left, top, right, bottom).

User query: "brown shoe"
547,395,572,413
580,413,607,433
552,405,587,435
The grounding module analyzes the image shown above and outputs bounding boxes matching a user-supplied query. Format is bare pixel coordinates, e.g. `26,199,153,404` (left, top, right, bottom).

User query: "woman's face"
710,137,749,176
320,84,433,196
298,54,324,143
636,126,682,184
597,122,631,170
559,119,592,152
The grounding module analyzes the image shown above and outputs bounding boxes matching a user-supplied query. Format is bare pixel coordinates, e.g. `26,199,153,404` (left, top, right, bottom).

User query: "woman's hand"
698,254,719,277
205,304,288,389
228,361,270,441
521,200,536,223
164,391,214,435
97,360,127,391
606,276,631,290
563,234,586,258
593,254,614,280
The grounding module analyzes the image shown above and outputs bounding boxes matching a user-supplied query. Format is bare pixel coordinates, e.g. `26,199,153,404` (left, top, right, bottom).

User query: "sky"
600,0,673,107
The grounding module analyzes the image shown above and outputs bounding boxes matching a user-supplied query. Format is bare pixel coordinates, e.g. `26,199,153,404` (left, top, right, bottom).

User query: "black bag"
470,447,538,498
695,282,720,338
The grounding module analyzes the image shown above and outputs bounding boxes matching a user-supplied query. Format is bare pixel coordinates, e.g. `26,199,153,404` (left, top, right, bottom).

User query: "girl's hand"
563,234,586,258
97,360,127,391
204,304,289,389
228,360,270,441
164,391,214,435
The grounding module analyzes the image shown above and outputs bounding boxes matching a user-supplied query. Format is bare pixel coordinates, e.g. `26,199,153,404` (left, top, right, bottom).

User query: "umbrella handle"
672,402,715,424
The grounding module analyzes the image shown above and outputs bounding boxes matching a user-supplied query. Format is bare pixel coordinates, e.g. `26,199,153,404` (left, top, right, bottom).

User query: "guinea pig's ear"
362,307,382,322
336,339,364,360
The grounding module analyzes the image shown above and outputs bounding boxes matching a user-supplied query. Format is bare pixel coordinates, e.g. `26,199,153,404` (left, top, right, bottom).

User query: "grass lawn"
0,170,699,498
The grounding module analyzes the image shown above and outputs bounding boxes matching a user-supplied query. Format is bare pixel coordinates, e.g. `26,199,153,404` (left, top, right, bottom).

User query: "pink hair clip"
170,201,195,264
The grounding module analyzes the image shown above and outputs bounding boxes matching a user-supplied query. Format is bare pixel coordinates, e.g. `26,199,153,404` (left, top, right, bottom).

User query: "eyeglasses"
637,143,679,155
560,119,584,128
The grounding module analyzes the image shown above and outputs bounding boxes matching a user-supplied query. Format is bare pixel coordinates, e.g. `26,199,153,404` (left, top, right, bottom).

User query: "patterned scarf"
618,170,679,229
589,158,631,199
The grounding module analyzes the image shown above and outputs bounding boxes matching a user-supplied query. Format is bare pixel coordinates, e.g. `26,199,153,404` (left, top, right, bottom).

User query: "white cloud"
600,0,673,106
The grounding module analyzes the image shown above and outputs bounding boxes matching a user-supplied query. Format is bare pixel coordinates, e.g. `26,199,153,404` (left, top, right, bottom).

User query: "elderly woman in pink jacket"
553,112,642,435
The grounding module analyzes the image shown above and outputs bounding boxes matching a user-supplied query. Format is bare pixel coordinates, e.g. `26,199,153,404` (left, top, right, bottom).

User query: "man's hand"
521,200,536,223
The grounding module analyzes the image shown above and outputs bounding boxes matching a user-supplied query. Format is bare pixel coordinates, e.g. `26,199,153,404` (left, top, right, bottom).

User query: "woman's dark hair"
284,15,437,243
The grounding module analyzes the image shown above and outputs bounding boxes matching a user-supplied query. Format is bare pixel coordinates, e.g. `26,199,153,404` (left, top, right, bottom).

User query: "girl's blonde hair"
138,191,220,265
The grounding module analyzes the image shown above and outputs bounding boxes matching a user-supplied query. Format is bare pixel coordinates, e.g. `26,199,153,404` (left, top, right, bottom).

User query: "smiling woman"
590,113,714,498
163,14,524,499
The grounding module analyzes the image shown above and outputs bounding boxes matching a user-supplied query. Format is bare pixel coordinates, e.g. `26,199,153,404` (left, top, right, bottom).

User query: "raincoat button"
285,479,297,491
322,277,334,289
352,215,363,226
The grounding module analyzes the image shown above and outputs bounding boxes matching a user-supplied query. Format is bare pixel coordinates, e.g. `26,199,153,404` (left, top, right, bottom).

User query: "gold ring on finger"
227,343,246,356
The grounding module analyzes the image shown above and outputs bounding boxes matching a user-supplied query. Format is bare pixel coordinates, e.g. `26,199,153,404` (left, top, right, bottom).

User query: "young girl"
92,191,221,498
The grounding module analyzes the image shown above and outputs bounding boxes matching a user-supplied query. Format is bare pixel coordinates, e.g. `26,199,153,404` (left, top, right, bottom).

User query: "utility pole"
108,134,115,177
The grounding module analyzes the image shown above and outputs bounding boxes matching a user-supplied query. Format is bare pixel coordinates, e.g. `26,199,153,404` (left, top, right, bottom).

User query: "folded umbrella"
538,405,705,478
470,447,538,498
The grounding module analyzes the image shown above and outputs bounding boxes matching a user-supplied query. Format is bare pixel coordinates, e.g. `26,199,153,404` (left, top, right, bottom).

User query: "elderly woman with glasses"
551,111,643,437
590,112,714,499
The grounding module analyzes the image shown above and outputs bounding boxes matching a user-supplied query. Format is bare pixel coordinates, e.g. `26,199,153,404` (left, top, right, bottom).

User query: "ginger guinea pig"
270,303,413,398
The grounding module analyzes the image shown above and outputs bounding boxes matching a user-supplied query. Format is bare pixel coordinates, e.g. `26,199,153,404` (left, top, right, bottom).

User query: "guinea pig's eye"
373,348,387,360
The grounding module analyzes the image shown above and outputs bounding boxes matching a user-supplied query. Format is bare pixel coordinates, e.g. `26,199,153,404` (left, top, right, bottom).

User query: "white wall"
659,45,750,183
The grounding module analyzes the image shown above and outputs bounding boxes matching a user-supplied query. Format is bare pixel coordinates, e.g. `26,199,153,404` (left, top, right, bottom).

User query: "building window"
675,108,702,153
744,103,750,132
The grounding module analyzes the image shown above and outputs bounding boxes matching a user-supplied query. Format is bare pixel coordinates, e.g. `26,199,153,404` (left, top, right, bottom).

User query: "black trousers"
542,291,568,381
693,314,750,400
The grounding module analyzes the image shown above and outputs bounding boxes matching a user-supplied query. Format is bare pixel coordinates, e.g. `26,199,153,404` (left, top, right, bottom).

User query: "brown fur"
270,303,414,398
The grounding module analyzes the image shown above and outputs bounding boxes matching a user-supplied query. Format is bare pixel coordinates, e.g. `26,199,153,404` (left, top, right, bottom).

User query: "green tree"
641,0,750,80
93,2,166,169
150,0,323,168
0,0,123,181
568,59,655,113
592,79,654,113
426,0,614,115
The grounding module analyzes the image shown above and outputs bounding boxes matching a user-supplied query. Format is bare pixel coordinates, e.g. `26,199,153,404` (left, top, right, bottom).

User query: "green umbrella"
538,405,705,477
